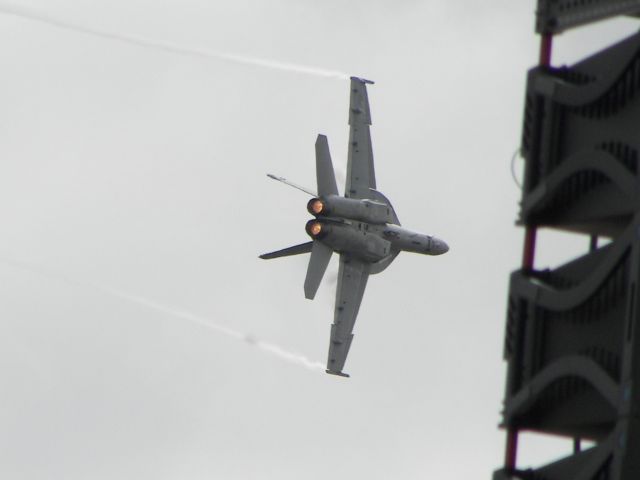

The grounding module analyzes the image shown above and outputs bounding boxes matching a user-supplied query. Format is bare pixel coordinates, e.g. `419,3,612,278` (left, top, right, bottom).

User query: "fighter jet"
260,77,449,377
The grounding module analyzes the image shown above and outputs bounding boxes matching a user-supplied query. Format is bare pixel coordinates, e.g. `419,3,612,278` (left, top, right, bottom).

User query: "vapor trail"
0,258,324,373
103,287,325,372
0,3,351,80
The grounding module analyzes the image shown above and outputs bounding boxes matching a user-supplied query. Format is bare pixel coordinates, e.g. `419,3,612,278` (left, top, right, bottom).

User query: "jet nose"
432,237,449,255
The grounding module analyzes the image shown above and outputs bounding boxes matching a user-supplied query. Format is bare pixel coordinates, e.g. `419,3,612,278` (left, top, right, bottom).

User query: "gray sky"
1,2,638,479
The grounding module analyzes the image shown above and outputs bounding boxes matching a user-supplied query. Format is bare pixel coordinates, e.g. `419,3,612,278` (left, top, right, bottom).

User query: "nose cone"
432,237,449,255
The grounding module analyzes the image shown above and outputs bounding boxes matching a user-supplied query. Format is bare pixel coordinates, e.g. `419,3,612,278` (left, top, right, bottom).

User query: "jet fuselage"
382,224,449,256
305,195,448,264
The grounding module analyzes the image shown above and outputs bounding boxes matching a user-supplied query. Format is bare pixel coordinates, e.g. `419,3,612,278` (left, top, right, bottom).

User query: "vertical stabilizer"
315,134,339,196
304,241,333,299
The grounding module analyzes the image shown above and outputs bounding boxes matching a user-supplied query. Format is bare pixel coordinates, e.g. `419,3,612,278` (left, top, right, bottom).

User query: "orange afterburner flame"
306,218,328,238
307,197,326,216
306,219,325,238
310,222,322,236
311,199,324,214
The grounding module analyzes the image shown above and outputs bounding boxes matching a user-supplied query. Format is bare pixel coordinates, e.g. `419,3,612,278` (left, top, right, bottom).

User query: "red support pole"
505,428,520,470
539,34,553,67
522,227,537,271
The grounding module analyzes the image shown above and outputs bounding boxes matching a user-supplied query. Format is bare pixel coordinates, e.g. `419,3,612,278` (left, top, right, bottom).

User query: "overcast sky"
1,2,638,479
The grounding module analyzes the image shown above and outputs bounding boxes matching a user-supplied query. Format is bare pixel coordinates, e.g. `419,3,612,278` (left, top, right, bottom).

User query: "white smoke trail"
256,340,325,371
0,258,324,373
102,286,325,372
0,3,351,81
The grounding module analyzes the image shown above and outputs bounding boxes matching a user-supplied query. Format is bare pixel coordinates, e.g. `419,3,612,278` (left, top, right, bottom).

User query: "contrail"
0,3,351,80
0,258,324,373
103,287,325,372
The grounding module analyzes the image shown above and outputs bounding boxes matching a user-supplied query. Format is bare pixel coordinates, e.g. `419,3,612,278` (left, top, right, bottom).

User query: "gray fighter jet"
260,77,448,377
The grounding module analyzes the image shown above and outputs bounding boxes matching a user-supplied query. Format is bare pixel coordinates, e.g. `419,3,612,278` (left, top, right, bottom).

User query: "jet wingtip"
326,369,350,378
350,76,375,85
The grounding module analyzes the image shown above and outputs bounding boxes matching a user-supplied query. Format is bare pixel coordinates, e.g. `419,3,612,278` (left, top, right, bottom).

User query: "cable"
510,147,523,189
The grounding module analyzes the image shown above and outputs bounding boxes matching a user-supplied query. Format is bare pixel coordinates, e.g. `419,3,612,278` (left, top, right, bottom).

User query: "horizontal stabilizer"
259,242,314,259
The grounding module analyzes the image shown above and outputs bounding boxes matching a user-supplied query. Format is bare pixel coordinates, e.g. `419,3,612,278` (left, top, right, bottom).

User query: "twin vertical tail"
260,134,340,300
303,241,333,299
314,134,339,197
304,134,339,298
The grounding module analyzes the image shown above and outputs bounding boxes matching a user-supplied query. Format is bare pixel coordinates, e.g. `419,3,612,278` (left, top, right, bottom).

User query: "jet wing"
345,77,376,200
326,253,370,377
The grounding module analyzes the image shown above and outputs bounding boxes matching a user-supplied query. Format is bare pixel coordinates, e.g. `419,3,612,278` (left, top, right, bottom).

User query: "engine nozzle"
305,219,327,239
307,198,326,216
